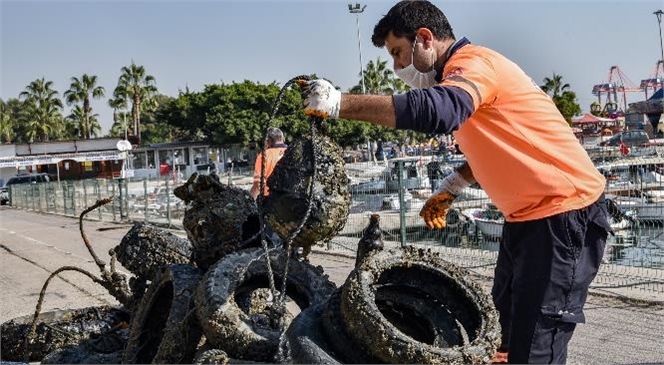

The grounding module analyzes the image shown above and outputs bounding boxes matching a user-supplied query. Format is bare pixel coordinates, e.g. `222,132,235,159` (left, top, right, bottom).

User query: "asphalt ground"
1,207,663,364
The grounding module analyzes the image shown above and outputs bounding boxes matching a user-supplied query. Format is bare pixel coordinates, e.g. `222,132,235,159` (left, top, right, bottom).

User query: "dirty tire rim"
195,247,336,361
340,246,500,364
123,264,202,364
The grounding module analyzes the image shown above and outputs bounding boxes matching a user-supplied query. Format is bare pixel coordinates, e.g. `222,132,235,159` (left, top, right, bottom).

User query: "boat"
461,206,504,240
463,201,633,241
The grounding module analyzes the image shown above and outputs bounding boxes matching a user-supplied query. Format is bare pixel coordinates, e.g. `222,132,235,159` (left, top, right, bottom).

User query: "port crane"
640,60,664,100
591,65,643,117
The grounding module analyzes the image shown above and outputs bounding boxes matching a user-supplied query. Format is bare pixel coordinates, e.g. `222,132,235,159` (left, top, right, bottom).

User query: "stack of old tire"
118,171,340,364
283,217,501,364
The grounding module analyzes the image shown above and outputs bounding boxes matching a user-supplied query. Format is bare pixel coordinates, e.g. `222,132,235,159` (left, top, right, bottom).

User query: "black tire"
340,246,500,364
0,306,129,362
281,303,341,364
195,247,337,362
320,289,380,364
123,264,202,364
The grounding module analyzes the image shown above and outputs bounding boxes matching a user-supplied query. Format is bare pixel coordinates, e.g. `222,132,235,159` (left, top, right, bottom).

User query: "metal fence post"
165,177,171,227
96,180,102,221
82,180,88,211
144,180,148,221
397,160,407,247
111,181,117,222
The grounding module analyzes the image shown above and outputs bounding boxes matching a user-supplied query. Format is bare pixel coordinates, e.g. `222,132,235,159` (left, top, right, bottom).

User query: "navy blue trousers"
492,197,610,364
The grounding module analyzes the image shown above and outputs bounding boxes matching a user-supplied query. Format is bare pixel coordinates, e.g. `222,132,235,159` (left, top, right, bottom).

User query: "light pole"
655,10,664,121
349,3,367,94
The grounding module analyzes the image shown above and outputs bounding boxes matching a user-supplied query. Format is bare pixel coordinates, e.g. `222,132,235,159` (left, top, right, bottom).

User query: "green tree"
67,105,101,139
0,99,14,143
540,73,570,97
541,73,581,124
18,78,64,142
108,111,131,138
113,62,158,143
63,74,105,139
349,57,408,95
552,91,582,124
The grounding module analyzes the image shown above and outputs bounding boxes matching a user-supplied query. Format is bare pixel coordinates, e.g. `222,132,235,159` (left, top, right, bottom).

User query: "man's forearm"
339,94,396,128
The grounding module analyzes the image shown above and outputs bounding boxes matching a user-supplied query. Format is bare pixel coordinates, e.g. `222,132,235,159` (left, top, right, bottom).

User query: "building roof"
0,150,126,168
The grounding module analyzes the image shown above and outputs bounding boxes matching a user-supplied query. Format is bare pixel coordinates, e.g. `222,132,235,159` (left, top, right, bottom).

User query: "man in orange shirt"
250,127,287,200
301,1,609,363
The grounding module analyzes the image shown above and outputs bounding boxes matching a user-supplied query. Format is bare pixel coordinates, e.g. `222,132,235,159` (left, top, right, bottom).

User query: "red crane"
591,65,643,117
640,60,664,100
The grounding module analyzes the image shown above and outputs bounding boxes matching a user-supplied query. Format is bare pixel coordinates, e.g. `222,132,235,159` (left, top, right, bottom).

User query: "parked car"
0,179,8,205
598,130,649,147
3,173,53,205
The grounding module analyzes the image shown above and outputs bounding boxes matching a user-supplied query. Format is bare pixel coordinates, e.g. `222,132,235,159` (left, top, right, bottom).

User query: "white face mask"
394,38,437,89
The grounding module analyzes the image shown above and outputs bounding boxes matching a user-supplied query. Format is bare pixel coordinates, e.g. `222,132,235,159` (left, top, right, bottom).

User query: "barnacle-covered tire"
281,303,341,364
112,222,193,281
196,247,336,362
0,306,129,362
340,246,500,364
123,264,202,364
264,133,350,255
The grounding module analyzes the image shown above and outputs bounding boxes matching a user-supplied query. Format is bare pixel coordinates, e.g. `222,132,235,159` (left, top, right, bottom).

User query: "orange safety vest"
253,145,287,197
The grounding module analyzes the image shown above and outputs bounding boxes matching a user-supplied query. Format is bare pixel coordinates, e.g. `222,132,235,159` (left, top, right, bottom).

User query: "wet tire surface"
123,264,202,364
0,306,130,362
340,246,500,364
195,247,336,362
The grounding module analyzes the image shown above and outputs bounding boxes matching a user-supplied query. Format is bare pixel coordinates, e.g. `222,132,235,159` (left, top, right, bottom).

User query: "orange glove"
419,191,456,229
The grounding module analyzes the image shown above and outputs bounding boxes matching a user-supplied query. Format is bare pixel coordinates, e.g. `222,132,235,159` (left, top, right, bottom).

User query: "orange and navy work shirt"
253,143,287,197
393,38,605,222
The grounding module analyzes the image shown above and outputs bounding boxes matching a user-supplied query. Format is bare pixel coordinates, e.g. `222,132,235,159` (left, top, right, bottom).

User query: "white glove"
303,79,341,119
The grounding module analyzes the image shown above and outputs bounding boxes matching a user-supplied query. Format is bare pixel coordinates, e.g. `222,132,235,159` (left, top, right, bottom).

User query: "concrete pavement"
1,207,663,364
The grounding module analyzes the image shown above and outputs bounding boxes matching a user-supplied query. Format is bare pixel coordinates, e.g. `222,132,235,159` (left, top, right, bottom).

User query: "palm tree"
63,74,105,139
67,105,101,139
19,78,64,142
113,62,158,142
108,96,128,130
350,57,402,95
0,99,14,143
108,111,131,138
541,73,571,97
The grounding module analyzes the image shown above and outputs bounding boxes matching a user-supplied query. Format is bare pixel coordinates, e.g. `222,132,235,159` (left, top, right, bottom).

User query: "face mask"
394,38,437,89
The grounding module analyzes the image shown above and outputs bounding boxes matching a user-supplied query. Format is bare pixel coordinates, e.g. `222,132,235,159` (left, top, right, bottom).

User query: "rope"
254,75,322,328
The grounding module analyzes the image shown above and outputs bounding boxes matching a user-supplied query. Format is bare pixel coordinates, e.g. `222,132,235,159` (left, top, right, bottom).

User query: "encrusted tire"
0,306,129,362
281,303,341,364
320,289,379,364
175,173,262,270
196,247,337,362
123,264,202,364
340,246,500,364
113,222,193,281
263,133,350,254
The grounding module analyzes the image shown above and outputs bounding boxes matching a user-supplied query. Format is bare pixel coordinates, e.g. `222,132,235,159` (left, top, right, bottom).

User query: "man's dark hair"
372,0,455,47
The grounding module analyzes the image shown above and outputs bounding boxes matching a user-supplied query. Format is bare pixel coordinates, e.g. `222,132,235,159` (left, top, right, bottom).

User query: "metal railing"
7,156,664,293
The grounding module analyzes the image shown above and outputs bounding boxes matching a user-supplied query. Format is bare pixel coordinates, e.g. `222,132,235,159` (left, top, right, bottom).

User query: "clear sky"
2,0,663,135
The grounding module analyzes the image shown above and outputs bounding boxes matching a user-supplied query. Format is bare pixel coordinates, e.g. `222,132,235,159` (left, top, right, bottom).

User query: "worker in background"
250,127,287,200
299,1,610,363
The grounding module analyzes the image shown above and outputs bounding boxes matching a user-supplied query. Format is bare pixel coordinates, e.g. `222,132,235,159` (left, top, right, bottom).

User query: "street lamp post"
349,3,367,94
655,10,664,122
